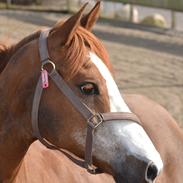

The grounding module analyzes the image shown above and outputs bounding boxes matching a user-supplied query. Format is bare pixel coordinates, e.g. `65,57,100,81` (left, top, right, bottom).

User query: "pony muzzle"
92,119,163,182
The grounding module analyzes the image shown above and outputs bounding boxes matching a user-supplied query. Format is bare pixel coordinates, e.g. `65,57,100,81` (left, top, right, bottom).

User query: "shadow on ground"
94,29,183,57
1,10,183,57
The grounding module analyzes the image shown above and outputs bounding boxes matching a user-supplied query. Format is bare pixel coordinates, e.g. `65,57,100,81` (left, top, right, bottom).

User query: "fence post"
36,0,42,5
171,10,176,29
129,3,134,22
67,0,71,12
6,0,11,8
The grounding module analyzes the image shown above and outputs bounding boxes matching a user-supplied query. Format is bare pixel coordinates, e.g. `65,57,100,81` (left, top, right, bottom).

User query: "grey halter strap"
31,29,141,174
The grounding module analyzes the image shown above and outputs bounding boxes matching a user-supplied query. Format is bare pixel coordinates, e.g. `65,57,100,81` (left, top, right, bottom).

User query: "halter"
31,29,141,174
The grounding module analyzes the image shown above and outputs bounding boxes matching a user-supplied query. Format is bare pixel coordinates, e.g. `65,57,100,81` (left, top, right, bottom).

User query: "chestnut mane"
0,27,111,79
51,26,111,79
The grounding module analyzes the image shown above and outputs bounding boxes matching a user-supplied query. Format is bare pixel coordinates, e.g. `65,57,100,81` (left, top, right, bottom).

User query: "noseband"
32,29,141,174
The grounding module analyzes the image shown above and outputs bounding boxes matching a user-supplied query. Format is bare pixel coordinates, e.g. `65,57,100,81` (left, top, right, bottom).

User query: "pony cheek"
38,107,64,145
38,104,87,154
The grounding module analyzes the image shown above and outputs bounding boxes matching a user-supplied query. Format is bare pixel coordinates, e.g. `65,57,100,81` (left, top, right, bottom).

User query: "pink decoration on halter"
41,69,49,88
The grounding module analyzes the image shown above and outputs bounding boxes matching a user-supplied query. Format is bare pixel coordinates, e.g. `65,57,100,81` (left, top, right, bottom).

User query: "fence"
1,0,68,11
104,0,180,29
1,0,182,29
0,0,37,5
105,0,183,12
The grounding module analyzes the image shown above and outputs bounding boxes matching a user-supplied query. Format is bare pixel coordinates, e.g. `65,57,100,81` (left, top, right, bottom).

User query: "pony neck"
0,40,38,182
0,31,41,75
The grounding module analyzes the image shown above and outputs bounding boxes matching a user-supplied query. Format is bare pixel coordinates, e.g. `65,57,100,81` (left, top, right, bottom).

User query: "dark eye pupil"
80,83,99,95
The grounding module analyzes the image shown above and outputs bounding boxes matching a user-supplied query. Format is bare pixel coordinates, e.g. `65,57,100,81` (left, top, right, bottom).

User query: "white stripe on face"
89,52,130,113
90,52,163,174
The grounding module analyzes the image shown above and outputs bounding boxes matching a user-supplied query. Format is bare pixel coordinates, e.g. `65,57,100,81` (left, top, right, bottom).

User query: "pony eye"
79,82,99,96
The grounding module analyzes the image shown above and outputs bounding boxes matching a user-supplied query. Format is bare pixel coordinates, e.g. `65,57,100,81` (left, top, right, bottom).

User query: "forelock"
61,26,112,80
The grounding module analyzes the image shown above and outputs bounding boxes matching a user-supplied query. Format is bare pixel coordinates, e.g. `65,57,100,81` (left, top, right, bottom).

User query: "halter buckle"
86,164,98,174
87,113,103,129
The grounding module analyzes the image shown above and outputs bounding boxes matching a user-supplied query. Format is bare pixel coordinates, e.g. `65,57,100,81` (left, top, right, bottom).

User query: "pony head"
4,2,163,183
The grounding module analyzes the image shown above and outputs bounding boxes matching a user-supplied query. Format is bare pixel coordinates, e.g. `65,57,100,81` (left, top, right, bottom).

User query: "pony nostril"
146,162,158,182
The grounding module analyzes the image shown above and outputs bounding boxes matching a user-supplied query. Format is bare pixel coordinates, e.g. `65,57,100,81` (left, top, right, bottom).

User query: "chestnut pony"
0,2,183,183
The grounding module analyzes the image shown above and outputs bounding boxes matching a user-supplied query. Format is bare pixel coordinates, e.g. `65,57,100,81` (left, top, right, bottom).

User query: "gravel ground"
0,10,183,128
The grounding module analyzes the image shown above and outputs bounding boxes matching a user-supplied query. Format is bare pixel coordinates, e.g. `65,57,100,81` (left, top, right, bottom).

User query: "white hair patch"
89,52,130,113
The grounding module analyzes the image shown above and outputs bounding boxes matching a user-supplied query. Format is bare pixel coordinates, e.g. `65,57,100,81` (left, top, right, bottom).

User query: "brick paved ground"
0,10,183,127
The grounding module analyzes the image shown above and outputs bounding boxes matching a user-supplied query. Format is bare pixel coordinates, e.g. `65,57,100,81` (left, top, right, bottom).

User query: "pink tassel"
41,69,49,88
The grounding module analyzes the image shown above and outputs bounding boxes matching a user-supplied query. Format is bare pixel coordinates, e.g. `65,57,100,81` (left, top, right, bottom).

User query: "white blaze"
90,52,163,174
90,52,130,113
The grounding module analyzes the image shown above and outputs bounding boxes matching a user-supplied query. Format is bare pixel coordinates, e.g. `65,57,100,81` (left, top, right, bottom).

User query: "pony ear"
51,3,88,46
81,1,101,31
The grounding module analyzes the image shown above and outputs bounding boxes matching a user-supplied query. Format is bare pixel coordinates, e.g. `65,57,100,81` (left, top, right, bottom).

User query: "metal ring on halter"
87,113,103,129
41,60,56,75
